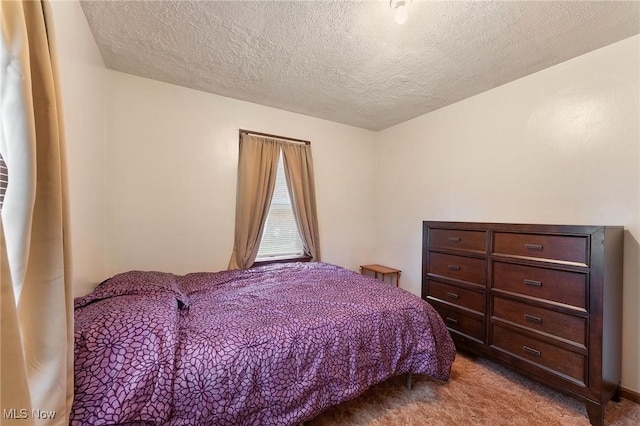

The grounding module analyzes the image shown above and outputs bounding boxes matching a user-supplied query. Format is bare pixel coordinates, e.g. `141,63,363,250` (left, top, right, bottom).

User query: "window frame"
252,254,312,268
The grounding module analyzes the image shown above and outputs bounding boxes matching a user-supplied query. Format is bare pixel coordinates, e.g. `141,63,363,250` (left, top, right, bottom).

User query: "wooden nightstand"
360,264,401,287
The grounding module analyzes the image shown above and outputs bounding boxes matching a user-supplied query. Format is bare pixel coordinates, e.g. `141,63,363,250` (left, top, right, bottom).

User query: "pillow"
74,270,189,309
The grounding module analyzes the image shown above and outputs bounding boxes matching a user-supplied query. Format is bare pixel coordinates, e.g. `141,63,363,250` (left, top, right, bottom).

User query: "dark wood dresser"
422,221,623,426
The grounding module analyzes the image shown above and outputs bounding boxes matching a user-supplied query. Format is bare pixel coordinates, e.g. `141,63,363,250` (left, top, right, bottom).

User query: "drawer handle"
446,317,458,325
447,265,461,271
448,237,461,243
524,243,543,251
523,279,542,287
523,345,541,357
524,314,542,323
446,292,460,300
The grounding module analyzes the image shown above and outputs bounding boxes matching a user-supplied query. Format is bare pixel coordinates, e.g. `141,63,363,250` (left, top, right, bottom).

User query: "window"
0,153,6,212
229,131,320,270
256,152,304,260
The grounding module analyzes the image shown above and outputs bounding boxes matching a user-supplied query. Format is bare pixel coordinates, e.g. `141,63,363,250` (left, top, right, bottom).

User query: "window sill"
252,255,312,268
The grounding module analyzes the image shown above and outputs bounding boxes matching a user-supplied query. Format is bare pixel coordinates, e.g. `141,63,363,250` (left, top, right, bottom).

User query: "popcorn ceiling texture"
80,1,639,131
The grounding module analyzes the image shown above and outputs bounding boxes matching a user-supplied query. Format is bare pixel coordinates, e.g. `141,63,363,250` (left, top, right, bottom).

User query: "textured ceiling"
80,1,640,131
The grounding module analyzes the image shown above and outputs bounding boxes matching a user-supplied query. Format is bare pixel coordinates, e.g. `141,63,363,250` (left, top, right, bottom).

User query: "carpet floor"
308,353,640,425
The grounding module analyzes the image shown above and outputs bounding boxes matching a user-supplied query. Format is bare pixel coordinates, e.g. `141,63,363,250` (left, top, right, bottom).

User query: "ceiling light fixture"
390,0,412,25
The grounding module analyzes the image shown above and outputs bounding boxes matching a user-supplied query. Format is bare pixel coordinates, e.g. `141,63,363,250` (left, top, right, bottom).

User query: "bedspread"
72,263,455,425
73,294,180,424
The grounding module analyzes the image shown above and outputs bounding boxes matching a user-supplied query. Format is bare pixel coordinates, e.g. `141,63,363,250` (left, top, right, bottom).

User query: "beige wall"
105,71,377,277
374,35,640,393
50,0,108,297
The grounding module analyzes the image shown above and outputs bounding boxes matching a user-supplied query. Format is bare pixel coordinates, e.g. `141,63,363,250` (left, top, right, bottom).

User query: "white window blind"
0,153,7,211
256,152,304,260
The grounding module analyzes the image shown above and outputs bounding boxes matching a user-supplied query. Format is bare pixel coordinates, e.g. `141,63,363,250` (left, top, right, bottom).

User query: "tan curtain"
228,135,280,269
0,1,74,425
281,142,321,261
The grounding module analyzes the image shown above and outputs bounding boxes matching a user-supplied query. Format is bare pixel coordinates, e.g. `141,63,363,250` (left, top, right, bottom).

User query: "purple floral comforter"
72,263,455,425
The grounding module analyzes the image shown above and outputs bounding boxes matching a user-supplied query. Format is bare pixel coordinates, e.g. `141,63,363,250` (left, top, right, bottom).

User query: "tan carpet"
308,353,640,425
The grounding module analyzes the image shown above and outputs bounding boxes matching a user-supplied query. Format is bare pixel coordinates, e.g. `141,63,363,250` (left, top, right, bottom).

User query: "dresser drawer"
431,303,484,342
429,228,486,253
491,324,586,384
429,252,486,286
428,280,485,313
493,232,588,266
492,262,587,309
492,296,587,346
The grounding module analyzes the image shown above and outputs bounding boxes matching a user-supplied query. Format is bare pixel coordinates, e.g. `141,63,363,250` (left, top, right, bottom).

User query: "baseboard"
621,387,640,404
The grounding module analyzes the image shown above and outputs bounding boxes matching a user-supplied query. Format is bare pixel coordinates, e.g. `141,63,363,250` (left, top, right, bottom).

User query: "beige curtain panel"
1,1,74,425
281,142,321,262
228,135,280,269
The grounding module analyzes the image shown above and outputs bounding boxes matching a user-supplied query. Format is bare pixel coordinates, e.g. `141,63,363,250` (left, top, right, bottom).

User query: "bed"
71,262,455,425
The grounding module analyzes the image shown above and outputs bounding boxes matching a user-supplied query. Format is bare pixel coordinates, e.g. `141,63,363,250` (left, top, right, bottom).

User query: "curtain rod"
239,129,311,145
